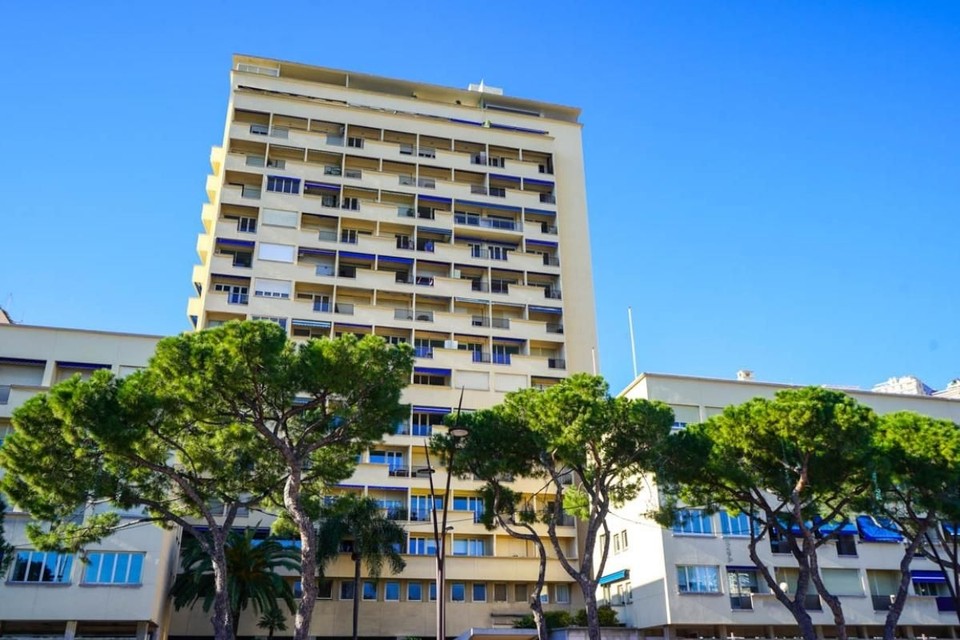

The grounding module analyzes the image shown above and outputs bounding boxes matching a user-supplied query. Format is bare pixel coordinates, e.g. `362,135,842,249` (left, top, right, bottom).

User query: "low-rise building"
600,372,960,640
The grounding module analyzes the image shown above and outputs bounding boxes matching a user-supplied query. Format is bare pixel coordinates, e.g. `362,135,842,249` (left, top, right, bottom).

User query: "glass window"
720,511,753,536
515,584,528,603
385,581,400,601
83,552,144,585
677,565,720,593
473,583,487,602
409,536,437,556
9,550,74,584
673,509,714,535
555,583,571,604
407,582,423,601
494,583,508,602
429,581,437,601
318,578,333,599
266,176,300,194
620,530,629,549
362,580,377,600
728,569,760,609
340,581,356,600
451,582,466,602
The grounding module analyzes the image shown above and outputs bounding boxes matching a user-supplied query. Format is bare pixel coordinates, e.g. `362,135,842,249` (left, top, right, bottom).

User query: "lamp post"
417,389,467,640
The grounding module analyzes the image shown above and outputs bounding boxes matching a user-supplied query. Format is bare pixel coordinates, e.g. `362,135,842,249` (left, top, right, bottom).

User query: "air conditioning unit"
444,340,459,349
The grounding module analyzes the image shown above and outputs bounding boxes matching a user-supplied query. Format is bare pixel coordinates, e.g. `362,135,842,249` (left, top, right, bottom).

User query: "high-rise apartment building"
183,55,598,638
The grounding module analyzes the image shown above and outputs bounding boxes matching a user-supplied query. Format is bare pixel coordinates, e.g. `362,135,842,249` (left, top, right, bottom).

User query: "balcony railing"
489,187,506,198
730,595,753,610
334,303,355,315
227,293,249,305
804,594,822,610
323,166,341,176
492,353,512,365
872,595,893,611
398,207,415,218
338,266,357,278
418,177,436,189
454,213,520,231
470,185,488,195
395,273,414,284
399,176,415,186
492,317,510,329
249,124,269,136
937,596,957,612
318,230,337,242
471,154,505,168
540,223,558,234
414,346,433,358
241,186,261,199
327,134,345,146
0,385,10,405
344,168,362,179
470,351,491,363
546,324,564,334
387,467,410,478
394,309,414,321
313,300,331,313
415,311,435,322
471,281,489,292
544,288,562,300
539,194,557,204
542,255,560,267
548,358,567,370
415,276,434,287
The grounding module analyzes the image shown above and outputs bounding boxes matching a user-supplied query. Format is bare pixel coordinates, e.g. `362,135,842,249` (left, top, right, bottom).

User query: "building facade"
0,324,176,640
180,55,599,638
599,373,960,640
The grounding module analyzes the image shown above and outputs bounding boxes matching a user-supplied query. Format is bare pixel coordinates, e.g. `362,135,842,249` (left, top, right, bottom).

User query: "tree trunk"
884,523,927,640
285,470,319,640
747,529,817,640
530,539,549,640
208,529,236,640
353,555,362,640
580,576,601,640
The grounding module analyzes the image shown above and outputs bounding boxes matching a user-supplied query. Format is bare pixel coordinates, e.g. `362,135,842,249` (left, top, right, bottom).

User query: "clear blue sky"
2,2,958,393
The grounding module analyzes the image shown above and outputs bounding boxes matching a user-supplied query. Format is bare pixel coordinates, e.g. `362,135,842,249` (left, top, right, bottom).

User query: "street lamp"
417,389,467,640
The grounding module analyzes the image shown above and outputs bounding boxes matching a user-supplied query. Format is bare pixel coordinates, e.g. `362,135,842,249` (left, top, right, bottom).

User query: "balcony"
546,323,564,335
544,288,562,300
872,595,893,611
548,358,566,370
492,353,512,365
454,213,520,231
540,223,558,235
730,595,753,610
937,596,957,612
241,186,261,200
313,300,331,313
0,385,10,405
334,303,355,316
227,293,249,305
414,346,433,358
472,316,510,329
394,309,414,321
415,311,435,322
542,255,560,267
470,351,491,363
539,194,556,204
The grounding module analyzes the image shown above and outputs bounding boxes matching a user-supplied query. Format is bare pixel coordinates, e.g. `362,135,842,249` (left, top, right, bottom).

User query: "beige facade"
0,324,176,640
181,55,599,638
599,373,960,640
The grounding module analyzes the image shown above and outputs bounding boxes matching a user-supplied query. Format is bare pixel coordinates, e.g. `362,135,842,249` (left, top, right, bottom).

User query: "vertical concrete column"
717,624,729,639
63,621,78,640
765,625,776,639
135,622,150,640
815,625,826,640
41,360,57,387
903,625,916,640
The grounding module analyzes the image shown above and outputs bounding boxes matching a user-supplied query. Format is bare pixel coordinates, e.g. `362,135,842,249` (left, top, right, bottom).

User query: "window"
620,529,629,550
9,551,74,584
385,581,400,601
412,412,443,437
914,581,944,597
494,583,508,602
613,533,621,553
251,316,287,330
413,373,448,386
409,536,437,556
254,278,291,299
677,565,720,593
318,578,333,599
429,581,437,601
82,552,144,585
452,538,486,556
599,533,607,552
362,580,377,600
451,582,466,602
673,509,714,535
555,583,571,604
340,581,356,600
616,583,631,604
515,584,528,603
411,496,441,522
267,176,300,194
453,496,485,523
347,137,364,149
234,216,257,233
258,242,295,263
472,583,487,602
407,582,423,601
727,569,759,609
720,511,753,537
837,534,858,557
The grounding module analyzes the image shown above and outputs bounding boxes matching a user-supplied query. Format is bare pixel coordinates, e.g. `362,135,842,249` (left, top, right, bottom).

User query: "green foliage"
317,495,406,576
171,529,300,624
257,607,288,639
572,605,619,627
513,610,572,630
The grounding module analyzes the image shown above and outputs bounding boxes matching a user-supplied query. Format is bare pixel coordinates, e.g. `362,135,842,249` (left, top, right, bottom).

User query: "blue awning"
291,319,331,329
298,247,336,256
493,337,526,344
419,226,452,236
525,208,556,217
455,199,522,213
367,485,408,492
945,523,959,535
339,251,375,261
524,178,555,188
379,255,414,265
415,367,451,376
0,357,46,366
216,237,256,248
857,515,903,542
412,405,452,415
489,123,548,135
821,521,858,535
456,236,518,247
57,361,110,370
211,272,251,283
911,570,947,584
529,306,563,314
449,118,483,126
726,565,758,572
304,181,340,191
419,195,452,204
598,569,630,586
336,323,372,329
490,173,522,183
527,239,558,247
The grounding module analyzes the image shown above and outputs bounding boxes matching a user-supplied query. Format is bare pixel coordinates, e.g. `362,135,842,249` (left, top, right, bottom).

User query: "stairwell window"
266,176,300,194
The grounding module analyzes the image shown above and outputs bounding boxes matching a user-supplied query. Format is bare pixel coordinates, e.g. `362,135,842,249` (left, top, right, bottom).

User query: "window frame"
677,565,721,594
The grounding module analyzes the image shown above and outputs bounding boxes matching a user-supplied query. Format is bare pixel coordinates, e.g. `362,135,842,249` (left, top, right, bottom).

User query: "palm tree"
172,528,300,637
257,607,288,640
318,496,406,640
